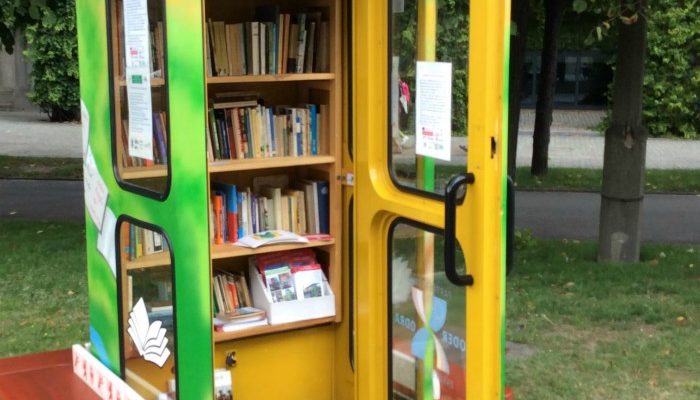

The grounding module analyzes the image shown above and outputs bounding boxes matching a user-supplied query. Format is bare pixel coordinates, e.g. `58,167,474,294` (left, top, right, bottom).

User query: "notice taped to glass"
123,0,154,160
415,61,452,161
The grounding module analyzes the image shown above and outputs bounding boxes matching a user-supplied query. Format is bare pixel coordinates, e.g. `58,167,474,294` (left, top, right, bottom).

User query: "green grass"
514,167,700,193
1,219,698,399
0,220,88,357
0,155,82,179
507,239,700,400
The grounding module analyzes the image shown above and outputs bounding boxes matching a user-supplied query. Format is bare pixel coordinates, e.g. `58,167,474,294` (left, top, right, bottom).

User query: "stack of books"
205,7,330,77
212,270,267,332
206,94,323,161
210,177,330,244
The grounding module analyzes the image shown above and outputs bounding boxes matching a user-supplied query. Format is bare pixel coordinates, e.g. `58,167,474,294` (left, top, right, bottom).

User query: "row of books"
120,112,168,168
210,179,329,244
206,8,329,77
212,270,253,314
123,223,169,261
206,101,323,161
212,270,268,333
252,249,328,303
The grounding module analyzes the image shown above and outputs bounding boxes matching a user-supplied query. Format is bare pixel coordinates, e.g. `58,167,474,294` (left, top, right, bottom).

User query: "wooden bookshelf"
211,239,335,260
124,251,171,270
120,165,168,180
213,316,335,342
209,155,335,173
204,0,344,354
118,78,166,87
207,73,334,84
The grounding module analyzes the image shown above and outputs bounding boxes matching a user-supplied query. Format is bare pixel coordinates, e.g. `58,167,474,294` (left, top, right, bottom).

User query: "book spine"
317,181,329,234
213,194,224,244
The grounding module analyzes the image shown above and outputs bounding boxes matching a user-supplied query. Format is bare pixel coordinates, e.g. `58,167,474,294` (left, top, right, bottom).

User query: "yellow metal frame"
352,0,509,399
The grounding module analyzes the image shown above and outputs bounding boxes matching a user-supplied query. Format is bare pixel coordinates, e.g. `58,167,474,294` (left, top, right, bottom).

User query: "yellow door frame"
352,0,510,398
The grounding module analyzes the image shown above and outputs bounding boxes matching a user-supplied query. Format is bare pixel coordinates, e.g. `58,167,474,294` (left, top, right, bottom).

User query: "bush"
643,1,700,138
23,0,79,121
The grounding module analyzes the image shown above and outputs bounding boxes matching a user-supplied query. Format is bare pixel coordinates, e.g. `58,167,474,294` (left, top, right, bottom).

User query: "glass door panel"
390,222,467,400
390,0,470,195
118,220,177,399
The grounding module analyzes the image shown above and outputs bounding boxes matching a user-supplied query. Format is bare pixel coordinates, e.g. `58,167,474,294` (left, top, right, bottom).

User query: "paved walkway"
1,110,699,169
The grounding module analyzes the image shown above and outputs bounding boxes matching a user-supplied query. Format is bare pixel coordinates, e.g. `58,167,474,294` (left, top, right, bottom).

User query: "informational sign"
96,207,117,276
83,147,109,228
415,61,453,161
123,0,154,160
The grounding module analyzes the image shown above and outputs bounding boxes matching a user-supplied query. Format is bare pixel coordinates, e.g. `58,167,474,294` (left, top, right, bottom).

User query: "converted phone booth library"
70,0,510,398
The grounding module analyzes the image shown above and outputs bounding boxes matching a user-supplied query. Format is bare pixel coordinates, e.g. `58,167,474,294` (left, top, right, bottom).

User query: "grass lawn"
394,164,700,193
507,239,700,399
0,155,82,180
513,167,700,193
0,219,697,399
0,220,88,357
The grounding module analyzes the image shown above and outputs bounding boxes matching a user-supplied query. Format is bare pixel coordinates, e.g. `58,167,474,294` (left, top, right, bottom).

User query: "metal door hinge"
338,172,355,186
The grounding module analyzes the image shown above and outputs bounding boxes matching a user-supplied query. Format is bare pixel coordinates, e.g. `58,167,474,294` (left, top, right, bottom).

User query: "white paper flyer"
83,147,109,229
123,0,154,160
415,61,453,161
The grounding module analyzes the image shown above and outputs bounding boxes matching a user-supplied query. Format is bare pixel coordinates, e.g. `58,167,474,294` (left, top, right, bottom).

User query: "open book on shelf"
235,230,309,249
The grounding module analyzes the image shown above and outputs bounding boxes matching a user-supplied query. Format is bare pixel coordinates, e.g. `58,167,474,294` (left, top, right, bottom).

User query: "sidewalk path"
1,109,699,169
0,111,82,158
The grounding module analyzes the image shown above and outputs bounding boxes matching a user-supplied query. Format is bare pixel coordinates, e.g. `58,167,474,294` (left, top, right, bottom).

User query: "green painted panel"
76,0,213,397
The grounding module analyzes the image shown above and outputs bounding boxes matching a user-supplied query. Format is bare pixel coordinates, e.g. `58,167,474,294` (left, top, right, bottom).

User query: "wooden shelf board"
207,73,334,85
211,239,335,259
209,155,335,173
213,316,335,342
118,78,165,87
121,165,168,179
124,251,171,270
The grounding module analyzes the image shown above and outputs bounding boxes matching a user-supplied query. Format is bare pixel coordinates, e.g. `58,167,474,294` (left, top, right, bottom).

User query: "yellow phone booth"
74,0,509,398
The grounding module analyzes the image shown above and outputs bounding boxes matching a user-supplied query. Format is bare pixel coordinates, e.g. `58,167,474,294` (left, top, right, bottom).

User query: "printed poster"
415,61,452,161
123,0,154,160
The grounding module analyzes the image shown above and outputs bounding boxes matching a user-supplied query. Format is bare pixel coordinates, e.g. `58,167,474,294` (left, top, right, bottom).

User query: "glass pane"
390,0,470,195
111,0,170,196
118,221,176,399
554,53,577,106
390,222,467,400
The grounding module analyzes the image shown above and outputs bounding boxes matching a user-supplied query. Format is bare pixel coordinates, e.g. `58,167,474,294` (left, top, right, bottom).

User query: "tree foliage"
23,0,79,121
573,0,699,138
643,1,700,138
0,0,60,53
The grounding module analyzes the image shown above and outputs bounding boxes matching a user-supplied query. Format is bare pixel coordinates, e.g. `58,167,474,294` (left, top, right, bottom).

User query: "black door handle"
444,173,475,286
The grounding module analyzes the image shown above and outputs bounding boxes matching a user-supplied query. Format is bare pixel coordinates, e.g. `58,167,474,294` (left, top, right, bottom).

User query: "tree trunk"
531,0,566,177
507,0,531,179
598,0,648,262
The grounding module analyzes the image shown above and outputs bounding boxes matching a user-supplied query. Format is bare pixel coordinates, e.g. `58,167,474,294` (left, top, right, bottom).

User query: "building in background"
0,31,35,111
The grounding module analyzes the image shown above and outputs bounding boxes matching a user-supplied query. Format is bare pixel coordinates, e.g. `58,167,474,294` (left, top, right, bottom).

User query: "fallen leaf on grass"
564,281,575,288
67,290,75,296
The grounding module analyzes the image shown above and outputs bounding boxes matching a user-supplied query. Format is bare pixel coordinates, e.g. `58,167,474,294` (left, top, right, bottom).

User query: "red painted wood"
0,349,100,399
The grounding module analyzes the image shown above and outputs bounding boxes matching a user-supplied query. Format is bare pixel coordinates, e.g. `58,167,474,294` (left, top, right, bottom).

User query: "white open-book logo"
127,298,171,368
